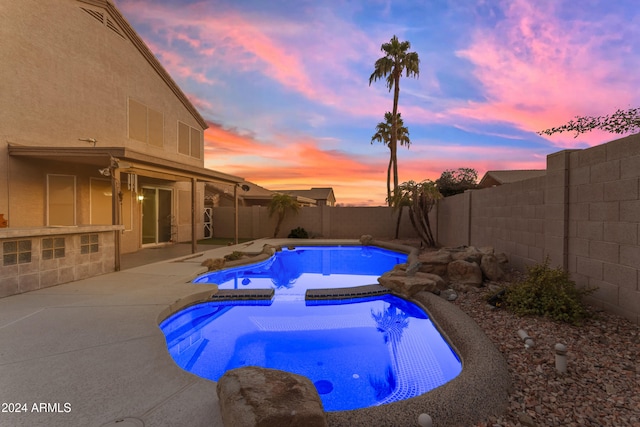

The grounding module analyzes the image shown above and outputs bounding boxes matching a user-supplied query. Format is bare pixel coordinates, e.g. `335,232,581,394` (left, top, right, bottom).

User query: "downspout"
111,166,121,271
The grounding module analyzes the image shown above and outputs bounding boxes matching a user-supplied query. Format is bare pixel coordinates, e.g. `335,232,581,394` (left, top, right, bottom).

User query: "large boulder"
480,253,504,281
447,260,483,287
378,271,447,297
217,366,327,427
417,250,452,276
449,246,483,264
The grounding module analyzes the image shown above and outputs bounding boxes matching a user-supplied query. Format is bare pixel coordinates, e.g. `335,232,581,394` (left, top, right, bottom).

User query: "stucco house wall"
0,0,241,296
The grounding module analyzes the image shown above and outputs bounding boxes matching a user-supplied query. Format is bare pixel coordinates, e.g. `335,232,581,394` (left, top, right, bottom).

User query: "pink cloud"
453,0,640,148
202,122,548,205
117,0,381,113
144,40,217,85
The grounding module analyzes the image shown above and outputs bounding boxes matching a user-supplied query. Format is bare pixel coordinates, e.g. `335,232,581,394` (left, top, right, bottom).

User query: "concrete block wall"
465,175,546,271
566,134,640,323
0,228,117,298
435,191,470,247
211,205,414,240
435,133,640,324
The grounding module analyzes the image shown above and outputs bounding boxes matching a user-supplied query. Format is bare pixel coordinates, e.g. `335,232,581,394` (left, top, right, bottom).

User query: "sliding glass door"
141,187,173,245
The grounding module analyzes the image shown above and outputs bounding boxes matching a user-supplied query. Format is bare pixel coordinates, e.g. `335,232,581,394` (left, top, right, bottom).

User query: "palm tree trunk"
395,206,403,239
386,150,392,205
391,144,398,199
274,212,285,238
391,72,401,196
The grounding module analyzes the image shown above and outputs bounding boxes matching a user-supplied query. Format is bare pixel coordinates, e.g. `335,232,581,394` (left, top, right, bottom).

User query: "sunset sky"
115,0,640,206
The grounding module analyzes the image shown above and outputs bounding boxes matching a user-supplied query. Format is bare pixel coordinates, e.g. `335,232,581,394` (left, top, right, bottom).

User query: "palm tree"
371,112,411,204
369,35,419,200
268,193,300,238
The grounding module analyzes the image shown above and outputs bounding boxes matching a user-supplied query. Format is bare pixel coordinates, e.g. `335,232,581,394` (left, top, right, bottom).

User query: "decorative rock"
447,260,483,287
496,252,509,264
517,412,536,427
420,272,447,289
217,366,328,427
440,288,458,301
262,245,277,255
479,246,494,255
405,261,422,276
201,258,225,271
417,250,452,276
360,234,375,245
378,271,447,297
449,246,483,264
480,253,504,281
418,413,433,427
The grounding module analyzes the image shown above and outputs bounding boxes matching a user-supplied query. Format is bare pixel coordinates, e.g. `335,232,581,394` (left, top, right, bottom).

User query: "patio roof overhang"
8,144,245,268
7,144,243,184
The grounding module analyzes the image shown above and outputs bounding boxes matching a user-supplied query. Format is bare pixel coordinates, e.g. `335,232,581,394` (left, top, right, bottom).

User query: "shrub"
288,227,309,238
502,257,596,325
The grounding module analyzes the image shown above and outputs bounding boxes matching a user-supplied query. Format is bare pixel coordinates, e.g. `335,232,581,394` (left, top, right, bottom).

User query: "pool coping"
164,238,511,426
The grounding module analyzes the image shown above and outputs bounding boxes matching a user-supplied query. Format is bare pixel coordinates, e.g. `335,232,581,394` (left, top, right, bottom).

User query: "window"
177,121,202,159
3,240,31,266
47,175,76,226
148,108,164,147
128,98,163,147
90,178,112,225
80,234,99,254
190,127,201,159
178,122,190,155
42,237,65,260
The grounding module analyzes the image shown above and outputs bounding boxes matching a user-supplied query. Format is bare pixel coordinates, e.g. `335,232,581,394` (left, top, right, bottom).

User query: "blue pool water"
193,245,407,292
161,246,462,411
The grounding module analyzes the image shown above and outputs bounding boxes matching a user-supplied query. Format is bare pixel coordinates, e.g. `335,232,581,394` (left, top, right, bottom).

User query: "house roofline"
77,0,208,129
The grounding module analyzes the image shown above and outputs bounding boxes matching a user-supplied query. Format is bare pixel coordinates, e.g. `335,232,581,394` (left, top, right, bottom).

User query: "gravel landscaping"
452,283,640,427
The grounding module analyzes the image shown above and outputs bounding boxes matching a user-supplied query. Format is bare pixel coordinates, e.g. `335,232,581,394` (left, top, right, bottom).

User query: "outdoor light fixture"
137,194,144,202
116,160,132,169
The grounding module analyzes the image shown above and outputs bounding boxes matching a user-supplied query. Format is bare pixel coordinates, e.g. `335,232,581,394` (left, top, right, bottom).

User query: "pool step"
210,288,275,300
305,284,389,300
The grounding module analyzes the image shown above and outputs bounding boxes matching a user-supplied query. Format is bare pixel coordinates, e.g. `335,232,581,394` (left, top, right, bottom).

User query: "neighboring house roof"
78,0,207,129
206,182,326,207
205,180,274,203
478,170,546,188
273,188,336,205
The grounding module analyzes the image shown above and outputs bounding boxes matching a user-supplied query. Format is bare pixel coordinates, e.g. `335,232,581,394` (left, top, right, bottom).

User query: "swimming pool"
193,245,408,292
160,245,462,411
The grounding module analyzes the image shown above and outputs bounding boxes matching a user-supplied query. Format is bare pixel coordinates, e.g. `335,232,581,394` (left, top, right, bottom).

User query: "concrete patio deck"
0,238,282,427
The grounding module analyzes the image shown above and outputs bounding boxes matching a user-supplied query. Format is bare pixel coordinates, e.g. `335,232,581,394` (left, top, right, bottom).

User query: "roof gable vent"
80,6,126,41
